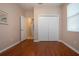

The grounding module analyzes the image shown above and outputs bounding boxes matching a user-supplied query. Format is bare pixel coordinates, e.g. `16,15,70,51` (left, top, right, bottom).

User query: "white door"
20,16,27,41
38,17,49,41
48,17,59,41
38,16,59,41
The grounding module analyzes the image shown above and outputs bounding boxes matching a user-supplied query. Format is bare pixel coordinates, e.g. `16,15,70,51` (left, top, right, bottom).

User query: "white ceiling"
18,3,62,11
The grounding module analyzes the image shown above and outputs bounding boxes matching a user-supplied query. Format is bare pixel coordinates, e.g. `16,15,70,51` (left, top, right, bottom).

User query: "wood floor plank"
0,40,79,56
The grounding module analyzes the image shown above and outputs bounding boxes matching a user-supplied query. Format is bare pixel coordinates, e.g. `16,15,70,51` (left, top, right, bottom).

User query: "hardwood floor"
0,40,79,56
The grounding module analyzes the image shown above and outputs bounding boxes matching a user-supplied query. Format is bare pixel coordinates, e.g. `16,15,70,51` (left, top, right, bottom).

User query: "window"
67,3,79,32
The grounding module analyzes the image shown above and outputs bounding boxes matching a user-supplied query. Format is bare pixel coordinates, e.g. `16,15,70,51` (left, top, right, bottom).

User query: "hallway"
0,40,78,56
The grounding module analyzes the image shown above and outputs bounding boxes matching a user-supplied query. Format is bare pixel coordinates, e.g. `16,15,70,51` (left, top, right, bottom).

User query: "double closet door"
38,16,59,41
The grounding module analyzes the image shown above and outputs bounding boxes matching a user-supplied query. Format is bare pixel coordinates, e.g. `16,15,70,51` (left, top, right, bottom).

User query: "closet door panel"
38,17,49,41
48,17,59,41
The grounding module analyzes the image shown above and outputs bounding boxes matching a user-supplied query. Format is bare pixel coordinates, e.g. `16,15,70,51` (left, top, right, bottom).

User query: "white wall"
34,5,61,41
61,4,79,53
0,3,25,52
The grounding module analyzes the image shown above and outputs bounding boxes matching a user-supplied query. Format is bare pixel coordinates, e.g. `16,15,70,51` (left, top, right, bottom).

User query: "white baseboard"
0,41,21,53
33,40,40,42
59,40,79,54
34,40,59,42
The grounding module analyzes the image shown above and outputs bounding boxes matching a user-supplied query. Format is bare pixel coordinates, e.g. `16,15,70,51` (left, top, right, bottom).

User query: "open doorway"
26,17,34,39
20,16,34,41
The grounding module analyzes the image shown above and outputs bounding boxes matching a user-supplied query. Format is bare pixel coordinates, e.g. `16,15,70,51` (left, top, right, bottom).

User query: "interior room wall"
61,4,79,53
34,5,62,41
0,3,25,52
